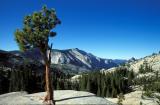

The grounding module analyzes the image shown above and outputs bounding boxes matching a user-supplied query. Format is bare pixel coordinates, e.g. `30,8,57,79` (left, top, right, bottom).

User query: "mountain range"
0,48,126,72
102,52,160,74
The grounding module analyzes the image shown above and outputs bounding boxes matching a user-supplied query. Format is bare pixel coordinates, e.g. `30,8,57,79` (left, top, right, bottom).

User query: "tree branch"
48,43,53,65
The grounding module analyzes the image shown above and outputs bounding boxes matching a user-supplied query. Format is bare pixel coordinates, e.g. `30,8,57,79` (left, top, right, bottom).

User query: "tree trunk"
45,63,54,105
42,43,54,104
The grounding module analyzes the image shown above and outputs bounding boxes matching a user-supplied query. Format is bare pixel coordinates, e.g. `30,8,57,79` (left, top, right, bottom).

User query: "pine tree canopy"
14,5,61,52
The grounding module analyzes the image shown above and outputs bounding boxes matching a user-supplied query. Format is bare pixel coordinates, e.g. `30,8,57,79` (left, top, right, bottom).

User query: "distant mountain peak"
51,48,127,70
72,48,79,50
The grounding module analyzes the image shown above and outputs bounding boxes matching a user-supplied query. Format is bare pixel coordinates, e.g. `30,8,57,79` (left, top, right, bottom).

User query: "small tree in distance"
117,93,125,105
14,5,61,105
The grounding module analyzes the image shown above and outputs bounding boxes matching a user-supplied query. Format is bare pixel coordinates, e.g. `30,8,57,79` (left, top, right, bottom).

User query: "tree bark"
40,43,54,104
43,43,54,105
44,63,54,105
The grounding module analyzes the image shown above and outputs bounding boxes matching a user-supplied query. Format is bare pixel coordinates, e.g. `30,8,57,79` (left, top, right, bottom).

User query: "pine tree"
112,88,117,98
86,77,91,92
106,87,110,97
64,81,69,90
155,71,159,80
96,73,101,97
102,85,106,97
101,77,106,97
80,75,87,91
117,93,125,105
56,80,60,90
139,65,144,73
128,69,135,86
97,85,101,97
14,5,60,104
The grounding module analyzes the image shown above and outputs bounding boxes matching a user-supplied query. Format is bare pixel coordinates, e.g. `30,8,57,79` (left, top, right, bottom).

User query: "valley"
0,1,160,105
0,49,160,105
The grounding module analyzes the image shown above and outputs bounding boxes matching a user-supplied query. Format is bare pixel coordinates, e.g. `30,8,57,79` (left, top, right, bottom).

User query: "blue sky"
0,0,160,59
